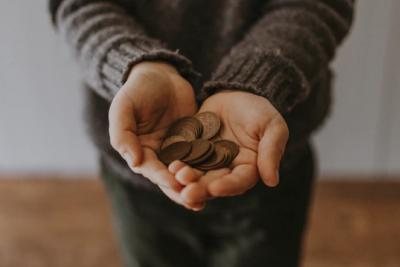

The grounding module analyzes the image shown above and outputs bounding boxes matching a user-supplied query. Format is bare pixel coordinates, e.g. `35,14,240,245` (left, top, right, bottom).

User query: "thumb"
108,90,143,167
257,119,288,187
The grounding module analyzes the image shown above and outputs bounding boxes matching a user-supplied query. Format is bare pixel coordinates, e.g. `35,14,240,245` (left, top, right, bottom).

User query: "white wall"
313,0,400,177
0,0,399,177
0,0,97,174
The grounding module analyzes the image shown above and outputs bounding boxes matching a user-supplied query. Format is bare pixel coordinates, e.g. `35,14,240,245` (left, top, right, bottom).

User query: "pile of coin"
157,112,239,171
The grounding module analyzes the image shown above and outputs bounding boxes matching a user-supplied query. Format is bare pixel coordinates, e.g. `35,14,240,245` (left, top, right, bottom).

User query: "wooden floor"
0,177,399,267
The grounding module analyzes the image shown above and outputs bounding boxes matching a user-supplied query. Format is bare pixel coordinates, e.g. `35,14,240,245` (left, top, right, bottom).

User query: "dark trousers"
100,143,315,267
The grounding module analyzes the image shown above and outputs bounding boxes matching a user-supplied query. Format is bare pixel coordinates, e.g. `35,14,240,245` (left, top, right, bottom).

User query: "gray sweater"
49,0,355,190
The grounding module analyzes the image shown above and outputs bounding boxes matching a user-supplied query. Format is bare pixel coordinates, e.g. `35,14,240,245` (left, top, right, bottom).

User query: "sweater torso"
51,0,354,190
117,0,265,81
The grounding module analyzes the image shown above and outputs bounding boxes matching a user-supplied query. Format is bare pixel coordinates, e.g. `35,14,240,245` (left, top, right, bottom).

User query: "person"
49,0,355,266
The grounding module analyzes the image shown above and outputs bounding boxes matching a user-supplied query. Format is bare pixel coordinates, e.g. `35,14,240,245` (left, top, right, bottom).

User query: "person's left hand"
168,90,289,210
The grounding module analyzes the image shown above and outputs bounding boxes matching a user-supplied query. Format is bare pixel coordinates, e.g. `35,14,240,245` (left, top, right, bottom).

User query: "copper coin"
214,140,239,163
166,117,203,141
209,133,222,142
189,142,215,165
196,142,226,171
182,139,212,164
159,141,192,165
195,112,221,140
185,142,215,166
161,135,187,150
213,148,232,169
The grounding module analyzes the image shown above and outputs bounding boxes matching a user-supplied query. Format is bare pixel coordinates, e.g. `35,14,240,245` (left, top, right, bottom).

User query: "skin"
170,90,289,210
108,61,195,197
108,62,289,211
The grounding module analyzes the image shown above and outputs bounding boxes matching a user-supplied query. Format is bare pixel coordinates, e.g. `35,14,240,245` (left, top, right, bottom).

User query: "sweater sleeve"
49,0,201,101
200,0,355,114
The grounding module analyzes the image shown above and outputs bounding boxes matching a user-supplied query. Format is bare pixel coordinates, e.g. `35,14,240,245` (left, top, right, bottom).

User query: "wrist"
208,88,282,115
127,61,179,81
212,89,257,98
122,60,196,103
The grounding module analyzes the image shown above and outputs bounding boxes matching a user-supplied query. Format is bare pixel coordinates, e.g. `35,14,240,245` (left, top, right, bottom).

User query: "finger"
131,148,182,191
180,182,209,205
168,160,186,174
182,168,230,202
190,202,206,211
159,186,205,211
208,164,258,197
175,165,204,185
158,185,182,204
109,90,142,166
257,119,289,187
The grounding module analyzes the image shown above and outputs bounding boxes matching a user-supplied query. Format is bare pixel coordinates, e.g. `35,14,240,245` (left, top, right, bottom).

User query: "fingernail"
192,208,202,212
191,205,205,212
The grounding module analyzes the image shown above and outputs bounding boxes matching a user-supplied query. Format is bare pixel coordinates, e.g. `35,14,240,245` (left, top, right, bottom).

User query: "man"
49,0,355,266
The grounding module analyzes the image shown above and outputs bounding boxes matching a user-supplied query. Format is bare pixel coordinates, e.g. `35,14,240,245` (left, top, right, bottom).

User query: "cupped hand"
108,61,198,200
172,90,289,209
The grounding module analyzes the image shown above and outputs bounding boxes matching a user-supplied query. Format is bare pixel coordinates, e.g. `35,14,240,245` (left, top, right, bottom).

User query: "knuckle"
272,117,289,138
280,119,289,132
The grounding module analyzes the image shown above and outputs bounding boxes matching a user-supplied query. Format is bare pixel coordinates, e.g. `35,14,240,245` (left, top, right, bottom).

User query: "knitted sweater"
49,0,355,190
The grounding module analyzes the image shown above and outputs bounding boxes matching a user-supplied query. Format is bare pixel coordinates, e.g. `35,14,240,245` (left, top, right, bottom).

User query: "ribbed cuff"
99,38,202,100
200,49,310,114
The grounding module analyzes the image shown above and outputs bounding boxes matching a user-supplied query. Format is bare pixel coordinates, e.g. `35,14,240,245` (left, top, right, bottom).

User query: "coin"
189,142,215,165
214,140,239,163
195,112,221,140
166,117,203,141
158,113,240,170
159,141,192,165
209,133,222,142
195,141,227,171
161,135,187,150
181,139,212,164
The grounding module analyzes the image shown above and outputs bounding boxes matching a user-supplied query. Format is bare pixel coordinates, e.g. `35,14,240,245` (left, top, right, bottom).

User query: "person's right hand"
108,61,198,197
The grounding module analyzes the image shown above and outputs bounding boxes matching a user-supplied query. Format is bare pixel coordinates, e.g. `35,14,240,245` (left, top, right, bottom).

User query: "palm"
130,82,196,151
130,82,197,186
174,90,289,206
194,91,267,195
109,62,197,192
